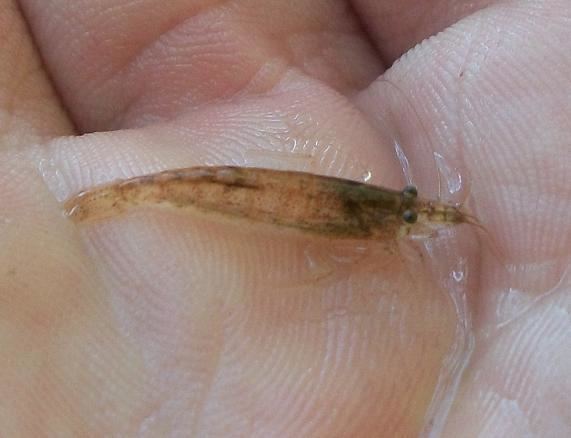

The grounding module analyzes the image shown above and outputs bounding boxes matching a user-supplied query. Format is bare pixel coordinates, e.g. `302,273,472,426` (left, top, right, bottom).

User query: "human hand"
1,0,569,436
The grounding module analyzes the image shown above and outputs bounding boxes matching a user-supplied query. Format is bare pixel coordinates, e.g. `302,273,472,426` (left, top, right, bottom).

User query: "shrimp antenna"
460,205,508,264
377,77,443,199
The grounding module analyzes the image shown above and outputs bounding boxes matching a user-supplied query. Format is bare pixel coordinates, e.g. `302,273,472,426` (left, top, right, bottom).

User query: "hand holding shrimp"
3,0,570,435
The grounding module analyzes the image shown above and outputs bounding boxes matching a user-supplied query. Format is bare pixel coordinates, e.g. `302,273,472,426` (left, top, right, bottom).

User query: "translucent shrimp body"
64,166,469,239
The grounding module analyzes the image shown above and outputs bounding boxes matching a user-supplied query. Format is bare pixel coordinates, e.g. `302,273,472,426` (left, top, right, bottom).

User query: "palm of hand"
1,1,569,436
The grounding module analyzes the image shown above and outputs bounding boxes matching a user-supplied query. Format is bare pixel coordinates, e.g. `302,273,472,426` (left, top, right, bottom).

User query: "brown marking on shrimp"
63,166,474,240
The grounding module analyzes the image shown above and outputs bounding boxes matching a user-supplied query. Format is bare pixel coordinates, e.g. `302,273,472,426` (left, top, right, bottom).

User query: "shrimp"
63,166,472,240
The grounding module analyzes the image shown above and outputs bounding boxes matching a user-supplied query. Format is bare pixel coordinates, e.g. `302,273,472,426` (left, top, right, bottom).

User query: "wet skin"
0,0,570,436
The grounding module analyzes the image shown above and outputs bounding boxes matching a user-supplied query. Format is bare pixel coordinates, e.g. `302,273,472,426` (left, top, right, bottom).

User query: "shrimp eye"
402,185,418,201
402,209,418,224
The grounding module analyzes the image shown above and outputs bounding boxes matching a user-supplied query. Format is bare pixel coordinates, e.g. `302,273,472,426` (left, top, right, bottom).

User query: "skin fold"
0,0,569,436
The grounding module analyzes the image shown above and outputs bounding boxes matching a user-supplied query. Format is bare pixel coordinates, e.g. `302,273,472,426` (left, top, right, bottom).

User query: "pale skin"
1,0,570,436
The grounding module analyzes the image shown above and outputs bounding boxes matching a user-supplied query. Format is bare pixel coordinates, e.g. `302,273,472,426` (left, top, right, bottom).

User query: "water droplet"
434,152,463,195
394,140,413,185
360,170,372,183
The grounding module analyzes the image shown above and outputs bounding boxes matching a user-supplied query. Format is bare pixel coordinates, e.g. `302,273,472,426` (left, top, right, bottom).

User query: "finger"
20,0,384,131
351,2,571,435
350,0,498,64
443,268,571,437
0,2,154,434
356,0,571,236
19,0,404,194
0,0,72,149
